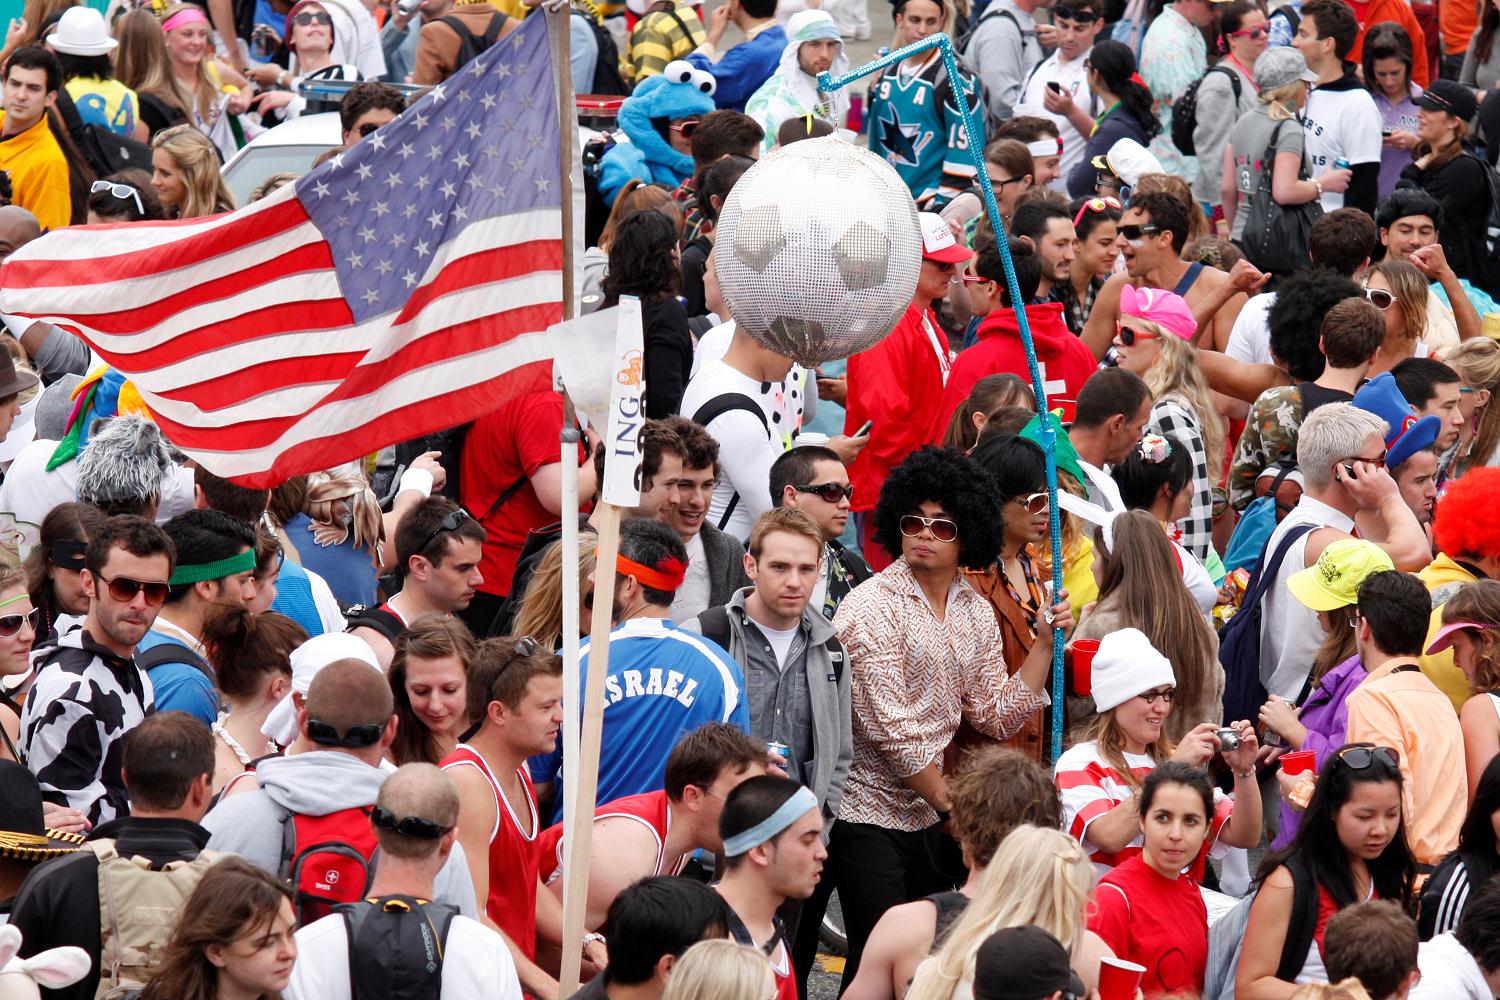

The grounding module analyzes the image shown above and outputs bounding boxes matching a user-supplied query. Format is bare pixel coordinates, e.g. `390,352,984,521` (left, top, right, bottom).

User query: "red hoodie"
936,302,1096,442
845,302,950,515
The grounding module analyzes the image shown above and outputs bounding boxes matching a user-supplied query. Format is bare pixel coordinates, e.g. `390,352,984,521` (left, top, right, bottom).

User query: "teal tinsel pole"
819,35,1067,763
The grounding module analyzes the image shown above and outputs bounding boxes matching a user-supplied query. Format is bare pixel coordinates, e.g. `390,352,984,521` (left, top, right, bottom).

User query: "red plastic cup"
1097,957,1146,1000
1280,750,1317,776
1070,639,1100,697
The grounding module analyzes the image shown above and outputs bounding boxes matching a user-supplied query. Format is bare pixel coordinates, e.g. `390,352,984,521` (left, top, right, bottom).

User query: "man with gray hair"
1257,403,1429,706
76,416,179,520
284,764,523,1000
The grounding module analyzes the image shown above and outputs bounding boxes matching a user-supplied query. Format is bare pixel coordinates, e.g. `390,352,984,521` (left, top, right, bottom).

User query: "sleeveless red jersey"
536,789,691,884
440,744,540,957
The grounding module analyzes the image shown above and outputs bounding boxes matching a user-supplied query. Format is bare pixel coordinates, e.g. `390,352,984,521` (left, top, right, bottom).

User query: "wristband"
398,467,434,498
581,932,606,951
1233,769,1255,780
1313,178,1323,197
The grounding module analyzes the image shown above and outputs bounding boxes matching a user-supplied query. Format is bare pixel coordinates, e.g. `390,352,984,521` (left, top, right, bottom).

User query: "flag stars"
385,171,403,188
355,162,373,180
349,253,363,268
359,225,377,242
376,259,394,275
534,176,550,193
481,145,499,159
402,270,419,288
414,175,431,190
363,289,380,305
465,174,485,191
313,180,330,198
488,182,506,199
368,132,386,150
415,240,431,257
453,205,468,221
372,201,391,217
465,122,483,140
426,143,443,161
342,189,360,207
480,93,497,110
411,110,429,128
508,155,526,172
439,180,457,197
401,204,417,219
453,152,470,169
440,115,457,131
398,142,415,160
470,58,485,77
431,83,446,102
527,133,544,149
392,232,408,247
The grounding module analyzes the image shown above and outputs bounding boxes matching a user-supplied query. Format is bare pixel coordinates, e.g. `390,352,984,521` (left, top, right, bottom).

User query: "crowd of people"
8,0,1500,997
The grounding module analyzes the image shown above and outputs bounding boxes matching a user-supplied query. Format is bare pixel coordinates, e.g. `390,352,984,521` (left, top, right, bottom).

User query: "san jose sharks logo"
878,104,933,166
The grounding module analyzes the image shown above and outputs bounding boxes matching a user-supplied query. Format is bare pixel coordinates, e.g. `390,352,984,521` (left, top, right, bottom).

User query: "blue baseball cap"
1352,372,1442,471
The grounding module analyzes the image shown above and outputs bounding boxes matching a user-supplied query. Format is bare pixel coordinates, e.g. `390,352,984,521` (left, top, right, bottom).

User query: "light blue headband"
722,786,819,857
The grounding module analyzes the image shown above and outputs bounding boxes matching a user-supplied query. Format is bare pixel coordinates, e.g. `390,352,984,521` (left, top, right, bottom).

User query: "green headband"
168,548,257,586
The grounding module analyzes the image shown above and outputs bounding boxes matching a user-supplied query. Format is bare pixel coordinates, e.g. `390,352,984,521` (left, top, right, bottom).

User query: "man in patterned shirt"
827,447,1070,987
21,516,173,826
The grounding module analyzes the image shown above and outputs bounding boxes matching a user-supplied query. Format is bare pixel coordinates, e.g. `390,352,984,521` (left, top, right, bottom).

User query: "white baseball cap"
918,211,973,264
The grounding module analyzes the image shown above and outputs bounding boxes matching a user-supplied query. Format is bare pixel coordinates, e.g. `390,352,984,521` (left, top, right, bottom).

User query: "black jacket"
10,817,211,1000
642,296,692,419
1067,105,1153,198
1399,151,1494,293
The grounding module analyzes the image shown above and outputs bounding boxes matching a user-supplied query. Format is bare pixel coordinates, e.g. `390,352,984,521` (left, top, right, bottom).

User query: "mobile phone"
1381,126,1394,136
397,0,423,16
1047,81,1063,94
854,419,873,437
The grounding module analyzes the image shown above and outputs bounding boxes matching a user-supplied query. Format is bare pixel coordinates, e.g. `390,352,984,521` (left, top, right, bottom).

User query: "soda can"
1334,158,1351,170
767,742,791,766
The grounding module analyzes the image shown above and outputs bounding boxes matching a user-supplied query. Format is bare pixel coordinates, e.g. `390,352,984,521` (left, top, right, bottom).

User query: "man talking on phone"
1011,0,1103,188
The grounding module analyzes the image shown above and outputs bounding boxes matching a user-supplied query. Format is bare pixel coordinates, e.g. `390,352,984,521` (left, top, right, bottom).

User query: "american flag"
0,12,573,488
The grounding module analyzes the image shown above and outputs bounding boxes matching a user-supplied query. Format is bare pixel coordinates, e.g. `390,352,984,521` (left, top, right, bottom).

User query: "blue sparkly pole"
820,35,1067,763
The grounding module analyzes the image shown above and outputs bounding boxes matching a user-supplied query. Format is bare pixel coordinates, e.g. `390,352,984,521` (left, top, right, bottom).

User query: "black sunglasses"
371,805,450,840
292,11,332,24
794,482,855,503
1053,5,1099,22
418,508,472,556
1117,223,1163,241
306,718,384,748
98,574,170,606
0,608,37,638
1336,744,1400,771
357,121,382,137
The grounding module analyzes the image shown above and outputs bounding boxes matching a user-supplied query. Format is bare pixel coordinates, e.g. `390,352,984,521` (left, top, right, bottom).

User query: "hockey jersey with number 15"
529,617,751,822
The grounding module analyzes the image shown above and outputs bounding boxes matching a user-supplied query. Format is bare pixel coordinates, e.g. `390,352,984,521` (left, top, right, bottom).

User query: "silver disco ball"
714,136,922,366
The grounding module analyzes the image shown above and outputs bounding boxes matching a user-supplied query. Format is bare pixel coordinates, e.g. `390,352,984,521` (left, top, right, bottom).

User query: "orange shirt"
1348,0,1431,85
1344,658,1466,867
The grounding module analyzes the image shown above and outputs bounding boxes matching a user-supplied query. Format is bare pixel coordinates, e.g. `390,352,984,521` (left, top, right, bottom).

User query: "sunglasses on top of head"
1053,4,1100,22
1335,744,1400,771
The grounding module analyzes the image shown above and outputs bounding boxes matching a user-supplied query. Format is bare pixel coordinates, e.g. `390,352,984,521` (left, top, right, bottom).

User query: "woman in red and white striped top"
1054,627,1262,876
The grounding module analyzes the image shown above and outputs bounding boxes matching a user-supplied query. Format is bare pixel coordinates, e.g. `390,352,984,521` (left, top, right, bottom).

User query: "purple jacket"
1271,654,1369,850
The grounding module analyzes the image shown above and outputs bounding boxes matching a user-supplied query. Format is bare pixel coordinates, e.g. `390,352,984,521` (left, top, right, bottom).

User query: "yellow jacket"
1419,553,1477,713
0,113,70,232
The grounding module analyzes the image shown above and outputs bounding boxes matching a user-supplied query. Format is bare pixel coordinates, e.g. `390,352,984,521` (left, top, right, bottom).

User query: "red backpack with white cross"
278,807,379,926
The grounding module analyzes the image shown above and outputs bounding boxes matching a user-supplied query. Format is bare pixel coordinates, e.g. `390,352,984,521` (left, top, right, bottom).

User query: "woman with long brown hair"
114,7,191,136
1447,337,1500,472
581,179,682,310
155,3,248,135
939,373,1033,452
1069,510,1220,743
1399,81,1492,291
388,616,476,766
137,857,297,1000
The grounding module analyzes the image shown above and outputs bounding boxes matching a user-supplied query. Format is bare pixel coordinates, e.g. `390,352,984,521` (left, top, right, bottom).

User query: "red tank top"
536,789,690,884
440,744,539,958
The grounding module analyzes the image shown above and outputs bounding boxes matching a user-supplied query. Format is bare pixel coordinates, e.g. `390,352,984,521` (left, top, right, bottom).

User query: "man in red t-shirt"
460,390,597,635
443,637,577,1000
845,212,969,571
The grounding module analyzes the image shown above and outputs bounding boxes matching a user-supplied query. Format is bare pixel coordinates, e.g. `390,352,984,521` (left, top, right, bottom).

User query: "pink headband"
162,7,209,32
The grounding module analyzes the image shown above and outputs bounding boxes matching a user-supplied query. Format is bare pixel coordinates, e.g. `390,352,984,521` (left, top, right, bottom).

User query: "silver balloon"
714,136,922,366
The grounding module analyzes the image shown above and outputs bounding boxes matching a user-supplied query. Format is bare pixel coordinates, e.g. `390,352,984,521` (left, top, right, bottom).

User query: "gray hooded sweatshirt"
202,750,478,918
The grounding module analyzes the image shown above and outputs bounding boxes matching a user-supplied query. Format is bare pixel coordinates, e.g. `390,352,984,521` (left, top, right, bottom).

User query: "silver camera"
1216,727,1241,752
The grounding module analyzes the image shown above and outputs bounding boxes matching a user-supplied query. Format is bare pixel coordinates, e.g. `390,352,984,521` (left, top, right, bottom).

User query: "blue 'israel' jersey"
530,617,750,822
867,54,984,208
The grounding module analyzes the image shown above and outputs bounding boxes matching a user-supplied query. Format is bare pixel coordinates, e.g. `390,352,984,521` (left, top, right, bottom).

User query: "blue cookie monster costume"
599,60,717,205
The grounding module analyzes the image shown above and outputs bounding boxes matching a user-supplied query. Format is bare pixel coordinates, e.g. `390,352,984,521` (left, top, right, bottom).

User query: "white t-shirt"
679,360,792,542
1225,291,1276,366
1302,84,1382,211
284,909,522,1000
1258,494,1354,700
669,531,712,625
1013,50,1094,188
755,619,800,669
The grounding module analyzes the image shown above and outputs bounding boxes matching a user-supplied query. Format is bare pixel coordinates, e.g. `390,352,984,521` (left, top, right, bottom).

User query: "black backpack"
691,393,771,532
578,10,628,95
1217,523,1314,726
337,894,458,1000
135,642,215,682
1171,64,1242,156
438,12,507,73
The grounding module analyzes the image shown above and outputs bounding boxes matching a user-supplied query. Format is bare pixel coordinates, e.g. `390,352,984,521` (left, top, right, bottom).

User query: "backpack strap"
345,604,406,643
691,393,771,531
696,604,732,651
438,13,481,51
1276,855,1323,981
1172,261,1206,298
1243,522,1317,608
135,641,214,681
479,10,505,47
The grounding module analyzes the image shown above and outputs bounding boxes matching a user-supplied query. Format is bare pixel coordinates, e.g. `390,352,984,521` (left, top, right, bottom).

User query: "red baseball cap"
919,212,973,265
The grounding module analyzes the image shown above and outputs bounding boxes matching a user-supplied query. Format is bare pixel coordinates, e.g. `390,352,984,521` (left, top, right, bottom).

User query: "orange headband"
603,550,688,591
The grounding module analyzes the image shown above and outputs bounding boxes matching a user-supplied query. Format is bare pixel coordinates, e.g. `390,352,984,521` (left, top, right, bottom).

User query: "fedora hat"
0,349,38,403
49,7,117,56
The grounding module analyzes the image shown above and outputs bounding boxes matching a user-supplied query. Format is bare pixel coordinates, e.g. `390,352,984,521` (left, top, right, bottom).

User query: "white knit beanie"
1089,628,1176,713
